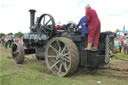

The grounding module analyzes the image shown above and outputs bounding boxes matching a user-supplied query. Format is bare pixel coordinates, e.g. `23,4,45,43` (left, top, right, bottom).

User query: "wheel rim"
37,14,56,40
45,38,73,76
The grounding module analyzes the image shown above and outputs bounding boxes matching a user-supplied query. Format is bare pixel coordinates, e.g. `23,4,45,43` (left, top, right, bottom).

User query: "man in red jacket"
82,4,101,51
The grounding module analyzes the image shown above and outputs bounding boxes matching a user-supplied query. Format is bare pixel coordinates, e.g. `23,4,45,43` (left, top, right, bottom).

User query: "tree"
105,31,112,32
115,29,120,33
0,33,6,38
15,32,24,38
7,32,13,35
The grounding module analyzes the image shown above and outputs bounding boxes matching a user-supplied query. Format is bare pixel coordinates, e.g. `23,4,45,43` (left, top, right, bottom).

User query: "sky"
0,0,128,34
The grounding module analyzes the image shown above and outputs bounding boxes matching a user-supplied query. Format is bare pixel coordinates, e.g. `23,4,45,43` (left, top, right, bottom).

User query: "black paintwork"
22,9,116,69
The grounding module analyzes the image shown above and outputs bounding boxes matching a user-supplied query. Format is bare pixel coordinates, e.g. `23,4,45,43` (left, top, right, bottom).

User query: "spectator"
123,37,127,55
118,38,123,53
114,39,120,49
126,37,128,55
4,37,8,48
1,37,5,46
8,38,12,48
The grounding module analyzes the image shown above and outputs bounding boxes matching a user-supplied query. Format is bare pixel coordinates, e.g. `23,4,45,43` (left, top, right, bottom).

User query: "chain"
105,35,110,64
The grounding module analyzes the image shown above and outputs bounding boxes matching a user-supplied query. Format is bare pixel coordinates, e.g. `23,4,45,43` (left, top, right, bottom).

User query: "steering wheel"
37,14,56,40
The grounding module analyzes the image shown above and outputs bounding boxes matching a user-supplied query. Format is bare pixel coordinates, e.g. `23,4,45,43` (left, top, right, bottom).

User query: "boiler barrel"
23,33,46,47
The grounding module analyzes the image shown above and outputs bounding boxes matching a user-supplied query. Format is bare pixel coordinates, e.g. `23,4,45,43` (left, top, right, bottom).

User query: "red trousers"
88,24,101,48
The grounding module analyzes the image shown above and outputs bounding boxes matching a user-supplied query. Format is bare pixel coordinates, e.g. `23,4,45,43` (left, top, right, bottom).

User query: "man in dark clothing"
82,4,101,51
123,37,127,54
4,37,8,48
77,16,88,37
8,38,12,48
126,37,128,55
1,37,4,46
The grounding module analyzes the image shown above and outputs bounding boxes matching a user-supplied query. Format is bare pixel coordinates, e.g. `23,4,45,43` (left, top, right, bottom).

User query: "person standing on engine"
77,16,88,38
82,4,101,51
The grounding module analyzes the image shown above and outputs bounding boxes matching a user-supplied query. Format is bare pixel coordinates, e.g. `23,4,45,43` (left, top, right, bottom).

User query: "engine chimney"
29,9,36,27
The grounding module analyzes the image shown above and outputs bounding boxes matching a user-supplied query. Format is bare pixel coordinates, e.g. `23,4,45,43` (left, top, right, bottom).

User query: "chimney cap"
29,9,36,12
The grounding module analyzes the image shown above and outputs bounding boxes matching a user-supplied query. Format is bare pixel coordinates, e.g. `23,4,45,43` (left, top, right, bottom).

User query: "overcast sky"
0,0,128,34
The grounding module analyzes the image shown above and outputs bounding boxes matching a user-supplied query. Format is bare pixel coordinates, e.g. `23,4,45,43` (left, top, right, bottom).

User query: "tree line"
0,32,24,38
0,29,121,38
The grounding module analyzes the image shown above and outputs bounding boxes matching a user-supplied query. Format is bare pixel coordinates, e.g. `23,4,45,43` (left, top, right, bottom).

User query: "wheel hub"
58,53,64,62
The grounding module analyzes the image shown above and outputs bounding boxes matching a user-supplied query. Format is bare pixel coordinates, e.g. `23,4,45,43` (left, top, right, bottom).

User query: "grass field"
0,45,128,85
112,49,128,60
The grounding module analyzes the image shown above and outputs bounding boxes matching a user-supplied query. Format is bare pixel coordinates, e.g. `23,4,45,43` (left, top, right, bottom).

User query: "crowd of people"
0,36,23,48
114,35,128,55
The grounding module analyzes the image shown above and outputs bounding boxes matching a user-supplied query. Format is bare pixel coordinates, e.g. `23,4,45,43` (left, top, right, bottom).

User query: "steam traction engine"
11,9,115,77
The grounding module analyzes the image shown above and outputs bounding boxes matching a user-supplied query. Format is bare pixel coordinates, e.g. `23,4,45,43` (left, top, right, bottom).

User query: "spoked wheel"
37,14,56,40
45,37,79,77
11,43,24,64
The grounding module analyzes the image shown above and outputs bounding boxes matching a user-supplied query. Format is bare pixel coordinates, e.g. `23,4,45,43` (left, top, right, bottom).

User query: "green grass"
0,46,128,85
111,49,128,60
0,47,86,85
0,55,86,85
1,70,85,85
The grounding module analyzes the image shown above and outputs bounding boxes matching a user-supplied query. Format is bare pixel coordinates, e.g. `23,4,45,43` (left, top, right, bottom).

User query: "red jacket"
85,8,100,28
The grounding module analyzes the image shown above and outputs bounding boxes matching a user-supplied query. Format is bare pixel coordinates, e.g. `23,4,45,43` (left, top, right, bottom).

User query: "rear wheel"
45,37,79,77
11,43,24,64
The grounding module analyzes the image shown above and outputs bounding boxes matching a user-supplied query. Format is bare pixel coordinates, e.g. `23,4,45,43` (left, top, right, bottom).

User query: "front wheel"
11,43,24,64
